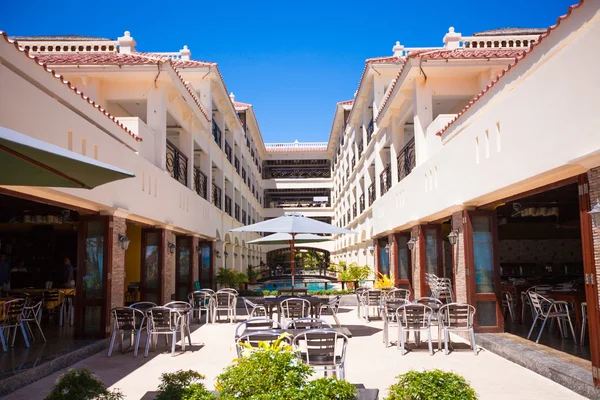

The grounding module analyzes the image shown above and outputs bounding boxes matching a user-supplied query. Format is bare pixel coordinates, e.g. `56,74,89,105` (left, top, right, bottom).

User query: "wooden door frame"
578,174,600,386
75,214,111,338
175,235,194,300
463,210,504,333
394,232,413,295
140,228,163,303
419,224,443,296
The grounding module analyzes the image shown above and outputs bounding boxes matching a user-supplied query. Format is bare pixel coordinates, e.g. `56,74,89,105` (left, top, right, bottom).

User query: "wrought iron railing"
212,121,222,148
166,140,188,186
359,194,365,213
397,137,416,182
358,141,363,157
235,203,240,222
380,164,392,196
351,156,356,170
193,167,207,199
263,167,331,179
225,195,232,216
367,118,374,143
368,183,375,206
346,169,349,180
242,210,247,225
242,168,247,184
234,157,240,175
346,210,351,225
352,203,357,219
212,183,222,210
224,141,232,164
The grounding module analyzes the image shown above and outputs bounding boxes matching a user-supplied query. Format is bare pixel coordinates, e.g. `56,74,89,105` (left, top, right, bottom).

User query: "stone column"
587,168,600,303
191,236,200,284
109,215,127,313
452,212,468,303
411,225,423,298
412,78,432,167
161,229,176,304
388,233,396,282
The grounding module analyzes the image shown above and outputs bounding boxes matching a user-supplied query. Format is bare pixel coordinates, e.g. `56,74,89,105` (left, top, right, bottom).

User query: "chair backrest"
147,307,179,331
235,317,282,339
396,304,433,329
193,281,201,291
215,292,236,308
3,298,26,323
383,298,409,318
285,318,332,330
43,290,64,306
111,307,145,331
502,291,514,304
218,288,239,295
527,291,551,315
355,287,368,303
413,297,443,309
23,298,43,318
188,291,213,308
386,288,411,301
439,303,475,329
280,298,312,319
277,288,308,297
164,301,192,312
292,329,348,366
236,329,291,354
363,289,382,305
243,298,266,316
130,302,158,314
327,295,341,311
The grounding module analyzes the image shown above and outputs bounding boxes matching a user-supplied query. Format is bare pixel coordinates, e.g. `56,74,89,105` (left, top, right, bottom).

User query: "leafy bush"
374,272,395,289
216,268,247,288
216,334,356,400
311,289,353,296
385,370,477,400
156,370,214,400
45,368,123,400
340,263,371,282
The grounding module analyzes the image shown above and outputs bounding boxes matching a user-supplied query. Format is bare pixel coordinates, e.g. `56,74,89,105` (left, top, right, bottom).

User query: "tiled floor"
4,307,589,399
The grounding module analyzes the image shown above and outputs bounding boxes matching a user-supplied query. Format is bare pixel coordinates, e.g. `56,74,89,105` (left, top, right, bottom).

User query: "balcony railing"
358,141,363,157
269,198,330,208
397,137,416,182
368,183,375,206
224,141,232,164
345,169,349,180
234,157,240,175
351,157,356,170
212,183,222,210
359,194,365,213
235,203,240,221
380,164,392,196
242,168,247,183
193,167,207,199
166,140,188,186
367,118,374,143
251,219,255,225
242,210,247,225
346,210,350,225
225,196,232,217
352,203,357,219
212,121,222,148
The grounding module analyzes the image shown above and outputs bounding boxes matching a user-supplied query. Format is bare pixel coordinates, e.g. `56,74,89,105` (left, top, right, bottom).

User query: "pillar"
411,225,423,297
109,215,127,313
161,229,176,304
147,85,167,170
452,212,468,303
388,233,396,283
192,236,200,284
412,78,432,167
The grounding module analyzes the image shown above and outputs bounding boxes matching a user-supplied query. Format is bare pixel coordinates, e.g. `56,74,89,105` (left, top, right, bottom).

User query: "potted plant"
340,263,371,290
384,370,477,400
45,368,123,400
215,267,238,289
374,272,394,290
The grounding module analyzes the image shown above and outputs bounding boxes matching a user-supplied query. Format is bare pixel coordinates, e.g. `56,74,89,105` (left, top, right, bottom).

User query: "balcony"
242,210,247,225
193,167,207,199
166,140,188,186
212,183,222,210
359,194,365,213
397,137,416,182
234,157,240,175
368,183,375,206
212,121,222,148
345,169,349,180
380,164,392,196
235,203,240,222
351,157,356,171
346,210,350,225
225,195,232,216
358,141,363,157
367,118,374,143
242,168,247,184
224,141,232,164
352,203,357,219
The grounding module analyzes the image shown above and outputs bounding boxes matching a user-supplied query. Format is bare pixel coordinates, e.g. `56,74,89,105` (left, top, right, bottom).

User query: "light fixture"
118,234,130,251
448,230,458,246
234,253,238,258
241,254,245,259
167,242,176,254
589,199,600,227
368,246,375,255
384,243,391,254
407,237,417,251
363,248,367,255
224,251,229,257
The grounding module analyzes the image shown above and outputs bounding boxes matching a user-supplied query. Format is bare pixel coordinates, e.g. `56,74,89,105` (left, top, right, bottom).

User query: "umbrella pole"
290,234,296,291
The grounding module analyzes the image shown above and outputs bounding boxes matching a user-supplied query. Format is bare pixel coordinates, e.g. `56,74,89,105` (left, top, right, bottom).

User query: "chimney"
443,27,462,50
229,92,235,103
180,45,191,61
118,31,136,54
392,41,404,57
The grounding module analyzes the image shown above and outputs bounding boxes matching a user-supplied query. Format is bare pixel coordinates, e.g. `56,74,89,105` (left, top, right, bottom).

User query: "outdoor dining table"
263,296,328,323
548,290,587,331
240,326,353,339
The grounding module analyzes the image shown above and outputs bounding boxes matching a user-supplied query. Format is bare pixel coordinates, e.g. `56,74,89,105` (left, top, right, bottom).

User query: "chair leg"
566,314,577,345
134,330,141,357
526,316,539,340
581,318,587,346
470,329,477,355
171,331,176,356
427,328,433,356
535,316,549,344
108,329,117,357
144,332,151,357
0,328,7,352
11,326,17,346
444,329,449,355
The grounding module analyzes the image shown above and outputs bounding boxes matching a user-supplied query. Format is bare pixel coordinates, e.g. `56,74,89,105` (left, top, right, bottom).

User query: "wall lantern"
363,248,367,255
214,250,222,258
241,254,246,259
118,234,130,251
368,246,375,255
589,199,600,227
234,253,238,258
407,237,417,251
224,251,229,258
447,230,459,246
384,243,391,254
167,242,176,254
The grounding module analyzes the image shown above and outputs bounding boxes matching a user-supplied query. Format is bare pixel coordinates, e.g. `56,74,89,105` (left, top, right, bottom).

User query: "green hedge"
385,370,478,400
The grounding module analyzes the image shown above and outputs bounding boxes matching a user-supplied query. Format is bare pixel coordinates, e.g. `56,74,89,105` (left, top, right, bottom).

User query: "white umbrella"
231,213,356,287
247,232,331,245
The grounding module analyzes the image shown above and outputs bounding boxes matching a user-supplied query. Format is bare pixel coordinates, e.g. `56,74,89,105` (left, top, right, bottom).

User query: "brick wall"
192,237,199,283
452,212,468,303
388,233,396,282
161,229,175,304
411,225,422,297
110,216,126,312
588,167,600,303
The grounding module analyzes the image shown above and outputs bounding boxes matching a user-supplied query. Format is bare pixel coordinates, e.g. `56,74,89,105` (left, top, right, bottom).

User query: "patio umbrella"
247,232,331,245
231,213,356,287
0,126,135,189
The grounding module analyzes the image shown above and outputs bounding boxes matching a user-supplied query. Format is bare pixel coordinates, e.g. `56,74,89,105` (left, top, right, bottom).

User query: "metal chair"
396,304,434,355
236,329,292,357
1,298,29,351
235,317,282,340
293,329,349,380
129,301,158,313
527,291,576,344
581,302,588,345
43,290,66,326
243,298,267,318
385,288,411,301
412,297,443,349
439,303,477,355
108,307,146,357
21,298,46,343
285,318,332,330
431,278,454,303
319,295,341,326
144,307,182,357
164,301,193,349
188,290,214,323
361,289,383,321
217,288,238,295
382,298,409,347
355,287,368,318
502,291,516,322
213,291,237,323
280,298,312,325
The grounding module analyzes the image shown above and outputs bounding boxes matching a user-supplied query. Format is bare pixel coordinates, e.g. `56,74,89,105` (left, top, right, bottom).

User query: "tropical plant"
156,370,214,400
340,263,371,282
385,370,478,400
45,368,123,400
215,268,247,288
246,265,260,282
374,272,395,288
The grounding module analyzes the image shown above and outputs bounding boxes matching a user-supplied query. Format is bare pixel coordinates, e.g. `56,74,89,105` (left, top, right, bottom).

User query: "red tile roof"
1,32,142,142
436,0,584,136
133,52,216,67
338,99,354,105
233,101,252,108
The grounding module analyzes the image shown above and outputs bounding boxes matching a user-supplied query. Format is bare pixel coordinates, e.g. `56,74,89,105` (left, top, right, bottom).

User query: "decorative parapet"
462,34,539,49
16,39,118,54
265,140,328,152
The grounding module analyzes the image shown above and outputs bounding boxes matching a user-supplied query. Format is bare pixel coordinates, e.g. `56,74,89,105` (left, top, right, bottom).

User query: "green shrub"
216,268,247,288
385,370,477,400
156,370,214,400
45,368,123,400
339,263,371,282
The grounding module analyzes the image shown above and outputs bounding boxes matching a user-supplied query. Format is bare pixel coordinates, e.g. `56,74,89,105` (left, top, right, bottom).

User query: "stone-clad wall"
109,216,126,313
411,225,422,297
452,212,468,303
161,229,176,304
588,167,600,304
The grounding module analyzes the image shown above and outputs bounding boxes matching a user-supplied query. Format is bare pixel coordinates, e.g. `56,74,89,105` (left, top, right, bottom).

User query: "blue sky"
1,0,575,143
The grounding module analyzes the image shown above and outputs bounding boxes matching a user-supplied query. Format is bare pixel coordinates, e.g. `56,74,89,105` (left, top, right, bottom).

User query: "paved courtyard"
5,306,586,399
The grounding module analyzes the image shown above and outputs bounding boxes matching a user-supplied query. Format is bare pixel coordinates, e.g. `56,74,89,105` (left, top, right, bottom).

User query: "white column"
412,78,433,166
147,85,167,170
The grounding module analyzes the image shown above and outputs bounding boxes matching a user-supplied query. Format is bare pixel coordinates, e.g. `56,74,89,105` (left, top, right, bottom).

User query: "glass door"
464,210,503,333
419,225,443,296
175,236,192,300
198,241,213,289
76,216,109,338
377,239,390,277
394,233,412,294
141,229,162,303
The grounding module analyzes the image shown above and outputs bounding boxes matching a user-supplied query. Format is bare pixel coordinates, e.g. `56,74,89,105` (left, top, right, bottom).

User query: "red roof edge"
1,31,143,142
435,0,584,137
